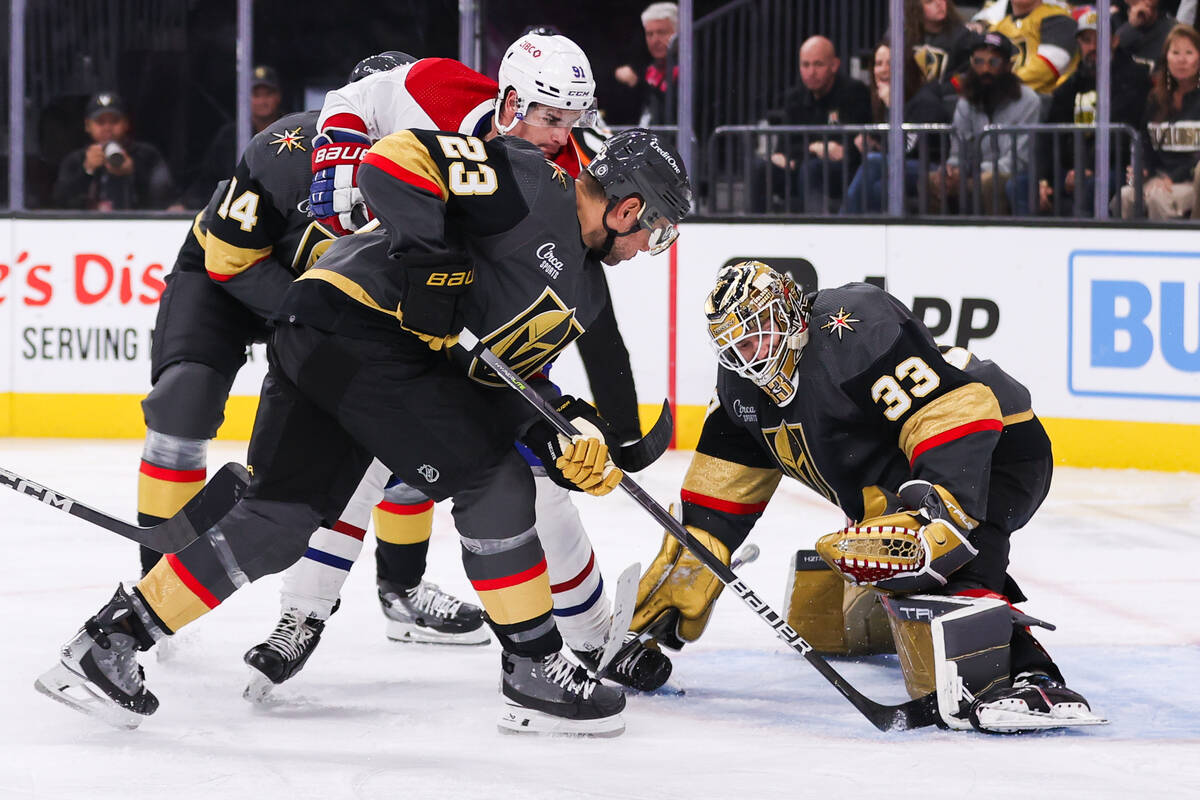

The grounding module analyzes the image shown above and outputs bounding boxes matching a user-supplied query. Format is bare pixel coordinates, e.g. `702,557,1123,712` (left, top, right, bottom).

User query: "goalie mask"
496,33,599,133
705,261,809,406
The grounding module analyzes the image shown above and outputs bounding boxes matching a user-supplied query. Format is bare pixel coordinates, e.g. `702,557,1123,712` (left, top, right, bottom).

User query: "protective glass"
520,101,600,129
710,298,789,385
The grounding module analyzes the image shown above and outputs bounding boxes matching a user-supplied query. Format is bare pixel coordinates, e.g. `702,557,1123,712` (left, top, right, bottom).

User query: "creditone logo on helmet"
706,261,809,406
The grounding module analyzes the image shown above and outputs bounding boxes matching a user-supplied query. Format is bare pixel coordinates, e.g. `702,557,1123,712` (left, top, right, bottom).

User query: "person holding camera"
52,91,180,211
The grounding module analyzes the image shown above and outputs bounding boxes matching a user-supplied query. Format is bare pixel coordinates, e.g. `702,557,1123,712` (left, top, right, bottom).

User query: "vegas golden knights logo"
468,288,584,387
761,421,838,505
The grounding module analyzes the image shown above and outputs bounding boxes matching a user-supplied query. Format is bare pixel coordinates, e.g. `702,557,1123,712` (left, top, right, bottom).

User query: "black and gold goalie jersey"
682,282,1051,553
196,110,338,319
280,130,608,386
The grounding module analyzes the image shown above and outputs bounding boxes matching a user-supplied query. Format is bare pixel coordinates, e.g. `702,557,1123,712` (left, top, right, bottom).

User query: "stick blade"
616,401,673,473
149,462,250,553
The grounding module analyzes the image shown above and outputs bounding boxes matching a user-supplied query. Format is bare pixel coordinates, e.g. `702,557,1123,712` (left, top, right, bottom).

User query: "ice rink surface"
2,438,1198,800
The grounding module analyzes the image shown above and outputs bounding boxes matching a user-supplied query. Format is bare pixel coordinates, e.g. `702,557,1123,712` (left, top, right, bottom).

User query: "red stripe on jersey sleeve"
361,151,445,200
405,59,499,131
471,559,548,592
680,488,769,515
1036,53,1061,80
909,418,1003,464
322,113,368,136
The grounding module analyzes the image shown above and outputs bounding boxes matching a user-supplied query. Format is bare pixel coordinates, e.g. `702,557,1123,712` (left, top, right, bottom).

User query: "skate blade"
34,661,147,730
385,621,491,646
243,667,278,704
497,702,625,738
975,703,1109,733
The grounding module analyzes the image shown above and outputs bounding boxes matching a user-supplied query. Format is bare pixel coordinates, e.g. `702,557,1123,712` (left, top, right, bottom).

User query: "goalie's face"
711,297,791,384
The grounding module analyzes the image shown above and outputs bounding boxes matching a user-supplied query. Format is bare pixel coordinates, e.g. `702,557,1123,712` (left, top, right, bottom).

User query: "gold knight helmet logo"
467,288,584,387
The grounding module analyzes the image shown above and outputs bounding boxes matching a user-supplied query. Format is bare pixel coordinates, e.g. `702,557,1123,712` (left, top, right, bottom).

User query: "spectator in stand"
934,32,1042,214
1118,0,1178,72
1016,6,1151,215
182,65,286,207
52,91,179,211
751,35,871,213
908,0,975,88
613,2,678,126
992,0,1079,93
842,43,952,214
1120,24,1200,219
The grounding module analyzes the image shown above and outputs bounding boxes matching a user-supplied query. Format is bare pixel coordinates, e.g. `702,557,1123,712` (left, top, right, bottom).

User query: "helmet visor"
520,101,600,129
638,202,680,256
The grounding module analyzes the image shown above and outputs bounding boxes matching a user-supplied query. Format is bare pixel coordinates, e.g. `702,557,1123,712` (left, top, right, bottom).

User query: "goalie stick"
457,329,942,731
0,462,249,553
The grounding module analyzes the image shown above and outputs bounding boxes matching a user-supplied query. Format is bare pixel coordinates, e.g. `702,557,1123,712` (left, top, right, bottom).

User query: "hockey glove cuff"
815,480,978,594
630,516,731,650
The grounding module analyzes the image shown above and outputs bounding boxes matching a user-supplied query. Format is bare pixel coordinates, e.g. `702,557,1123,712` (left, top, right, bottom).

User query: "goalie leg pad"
880,594,1013,729
783,550,894,655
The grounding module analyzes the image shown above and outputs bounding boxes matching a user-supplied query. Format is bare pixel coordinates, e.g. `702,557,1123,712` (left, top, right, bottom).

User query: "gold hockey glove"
815,480,978,594
523,396,623,497
631,516,731,650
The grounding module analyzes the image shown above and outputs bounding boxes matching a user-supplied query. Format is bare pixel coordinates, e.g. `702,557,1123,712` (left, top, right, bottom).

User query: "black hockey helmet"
348,50,418,83
585,128,693,255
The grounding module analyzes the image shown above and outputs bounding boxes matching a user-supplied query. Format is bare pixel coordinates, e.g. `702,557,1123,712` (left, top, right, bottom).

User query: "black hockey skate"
243,609,327,703
969,671,1107,733
575,633,673,692
35,584,161,729
379,579,490,645
499,650,626,737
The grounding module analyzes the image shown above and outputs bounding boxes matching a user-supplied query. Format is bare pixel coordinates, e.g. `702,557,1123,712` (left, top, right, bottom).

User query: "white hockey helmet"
495,33,598,133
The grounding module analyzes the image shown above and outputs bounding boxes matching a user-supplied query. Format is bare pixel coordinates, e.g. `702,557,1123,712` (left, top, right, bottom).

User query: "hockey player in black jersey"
36,128,692,736
627,260,1105,733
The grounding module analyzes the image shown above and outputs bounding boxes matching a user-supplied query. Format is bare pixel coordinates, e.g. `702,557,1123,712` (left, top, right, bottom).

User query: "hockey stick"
458,330,942,731
616,400,673,472
1,462,250,553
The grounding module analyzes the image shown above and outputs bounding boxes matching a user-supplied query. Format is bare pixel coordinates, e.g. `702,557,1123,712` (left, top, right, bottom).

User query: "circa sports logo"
733,398,757,421
536,241,565,279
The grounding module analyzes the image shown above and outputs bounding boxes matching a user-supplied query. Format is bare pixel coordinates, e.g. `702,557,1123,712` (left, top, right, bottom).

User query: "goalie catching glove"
815,480,978,594
310,130,371,235
522,396,624,496
629,510,731,650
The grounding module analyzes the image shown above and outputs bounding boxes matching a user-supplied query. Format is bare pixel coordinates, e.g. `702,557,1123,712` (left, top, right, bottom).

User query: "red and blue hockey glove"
310,129,371,235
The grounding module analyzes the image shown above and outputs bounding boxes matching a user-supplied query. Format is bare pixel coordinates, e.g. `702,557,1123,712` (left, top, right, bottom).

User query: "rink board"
1,217,1197,471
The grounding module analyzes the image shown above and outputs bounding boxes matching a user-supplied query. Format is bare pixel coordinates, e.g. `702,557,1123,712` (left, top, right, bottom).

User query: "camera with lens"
103,141,127,168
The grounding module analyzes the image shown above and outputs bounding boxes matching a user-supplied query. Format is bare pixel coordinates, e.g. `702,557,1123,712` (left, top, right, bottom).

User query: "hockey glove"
522,396,624,497
815,480,978,594
630,513,731,651
397,252,474,349
310,130,372,235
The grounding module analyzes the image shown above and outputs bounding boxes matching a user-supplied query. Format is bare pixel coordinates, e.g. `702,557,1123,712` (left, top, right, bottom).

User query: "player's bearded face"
601,226,652,265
